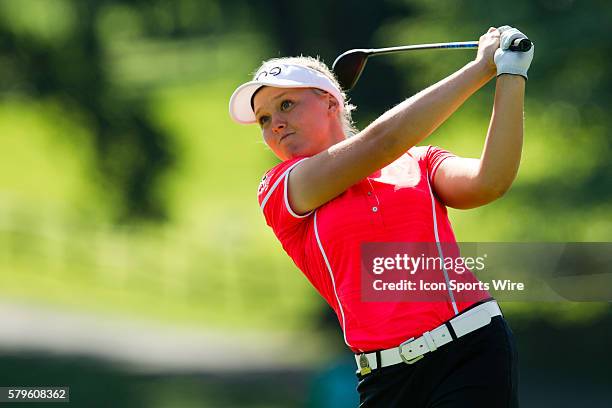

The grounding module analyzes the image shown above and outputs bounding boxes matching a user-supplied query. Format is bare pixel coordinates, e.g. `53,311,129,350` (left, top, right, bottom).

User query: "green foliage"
0,0,77,42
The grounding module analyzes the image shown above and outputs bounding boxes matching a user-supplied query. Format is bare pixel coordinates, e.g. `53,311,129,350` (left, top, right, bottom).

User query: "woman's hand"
494,27,534,80
474,27,501,78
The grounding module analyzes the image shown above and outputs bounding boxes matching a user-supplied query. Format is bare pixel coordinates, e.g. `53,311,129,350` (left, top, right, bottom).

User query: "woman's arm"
288,29,500,215
432,74,526,209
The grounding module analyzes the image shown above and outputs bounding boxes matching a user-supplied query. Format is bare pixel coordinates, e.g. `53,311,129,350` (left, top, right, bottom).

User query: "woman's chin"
283,144,308,159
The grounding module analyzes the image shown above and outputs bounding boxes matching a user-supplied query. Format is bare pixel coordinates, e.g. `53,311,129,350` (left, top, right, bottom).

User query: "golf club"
333,38,532,91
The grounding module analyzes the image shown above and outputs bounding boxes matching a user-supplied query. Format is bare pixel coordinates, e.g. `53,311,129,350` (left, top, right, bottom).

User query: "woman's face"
253,87,341,161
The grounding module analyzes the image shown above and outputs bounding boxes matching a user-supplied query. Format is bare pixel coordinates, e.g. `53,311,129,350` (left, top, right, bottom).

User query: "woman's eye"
259,115,270,126
280,100,293,111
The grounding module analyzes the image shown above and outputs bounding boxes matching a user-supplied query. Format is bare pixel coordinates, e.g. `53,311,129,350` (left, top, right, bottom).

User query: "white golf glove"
494,26,534,80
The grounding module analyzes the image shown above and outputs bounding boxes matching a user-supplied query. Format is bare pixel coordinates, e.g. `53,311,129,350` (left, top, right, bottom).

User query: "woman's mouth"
279,132,294,143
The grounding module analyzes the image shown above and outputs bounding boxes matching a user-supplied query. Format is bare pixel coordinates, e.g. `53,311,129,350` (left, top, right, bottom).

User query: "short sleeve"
257,157,313,238
425,145,457,183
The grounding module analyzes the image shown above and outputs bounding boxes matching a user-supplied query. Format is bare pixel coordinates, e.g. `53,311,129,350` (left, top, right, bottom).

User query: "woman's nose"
272,117,286,133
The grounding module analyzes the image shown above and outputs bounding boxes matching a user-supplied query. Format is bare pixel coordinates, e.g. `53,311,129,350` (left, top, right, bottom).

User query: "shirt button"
367,191,372,196
372,206,378,213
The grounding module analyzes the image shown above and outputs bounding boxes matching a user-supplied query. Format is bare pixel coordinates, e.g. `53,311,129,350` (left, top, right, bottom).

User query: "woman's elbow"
478,179,513,203
456,180,513,209
444,186,507,209
440,174,516,209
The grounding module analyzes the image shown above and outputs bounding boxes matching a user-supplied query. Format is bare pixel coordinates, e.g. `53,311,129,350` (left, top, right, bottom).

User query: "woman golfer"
229,26,533,407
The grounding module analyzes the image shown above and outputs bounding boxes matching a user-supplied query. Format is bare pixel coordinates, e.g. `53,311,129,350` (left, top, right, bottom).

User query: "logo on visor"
255,66,282,81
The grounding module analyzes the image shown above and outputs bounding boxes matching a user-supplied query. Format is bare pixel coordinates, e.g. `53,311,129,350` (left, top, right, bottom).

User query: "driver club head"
332,49,370,91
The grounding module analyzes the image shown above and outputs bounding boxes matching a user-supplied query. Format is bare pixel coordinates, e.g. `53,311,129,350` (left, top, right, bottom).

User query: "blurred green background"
1,0,610,407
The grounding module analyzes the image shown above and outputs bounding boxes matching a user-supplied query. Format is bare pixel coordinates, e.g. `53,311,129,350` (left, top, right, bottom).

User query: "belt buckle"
358,353,372,375
398,337,424,365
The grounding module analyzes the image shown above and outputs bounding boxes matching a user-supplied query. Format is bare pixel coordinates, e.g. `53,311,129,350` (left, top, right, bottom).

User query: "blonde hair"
254,56,358,136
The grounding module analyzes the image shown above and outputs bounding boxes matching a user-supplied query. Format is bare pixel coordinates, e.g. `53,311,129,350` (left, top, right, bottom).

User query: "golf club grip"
509,38,532,52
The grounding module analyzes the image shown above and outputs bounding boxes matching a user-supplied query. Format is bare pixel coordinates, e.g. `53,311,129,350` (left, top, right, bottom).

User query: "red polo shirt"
257,145,490,352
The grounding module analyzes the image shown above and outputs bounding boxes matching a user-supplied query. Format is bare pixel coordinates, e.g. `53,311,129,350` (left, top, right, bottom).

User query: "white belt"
355,300,502,375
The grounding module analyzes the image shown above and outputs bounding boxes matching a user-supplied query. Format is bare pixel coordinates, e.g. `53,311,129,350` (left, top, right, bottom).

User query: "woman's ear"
327,94,339,113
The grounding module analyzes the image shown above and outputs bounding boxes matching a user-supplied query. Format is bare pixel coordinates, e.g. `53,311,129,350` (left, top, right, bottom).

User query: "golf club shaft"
364,38,532,57
364,41,478,56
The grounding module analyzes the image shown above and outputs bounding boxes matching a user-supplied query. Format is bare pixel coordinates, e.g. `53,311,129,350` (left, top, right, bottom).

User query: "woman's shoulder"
257,156,310,199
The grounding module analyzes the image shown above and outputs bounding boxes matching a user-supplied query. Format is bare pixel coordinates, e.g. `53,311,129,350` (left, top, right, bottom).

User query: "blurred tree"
0,0,181,221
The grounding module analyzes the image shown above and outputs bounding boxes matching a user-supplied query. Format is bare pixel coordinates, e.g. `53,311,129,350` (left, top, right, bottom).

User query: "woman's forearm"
478,74,525,195
360,60,495,163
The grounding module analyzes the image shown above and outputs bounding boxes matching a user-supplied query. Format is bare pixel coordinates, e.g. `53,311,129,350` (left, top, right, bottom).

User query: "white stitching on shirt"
314,211,352,348
426,169,459,315
283,170,313,218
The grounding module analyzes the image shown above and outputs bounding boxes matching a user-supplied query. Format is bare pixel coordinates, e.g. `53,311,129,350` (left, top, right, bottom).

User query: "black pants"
356,316,519,408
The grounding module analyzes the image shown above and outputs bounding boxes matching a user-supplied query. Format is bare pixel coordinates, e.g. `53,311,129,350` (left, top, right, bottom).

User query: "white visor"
229,63,344,124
